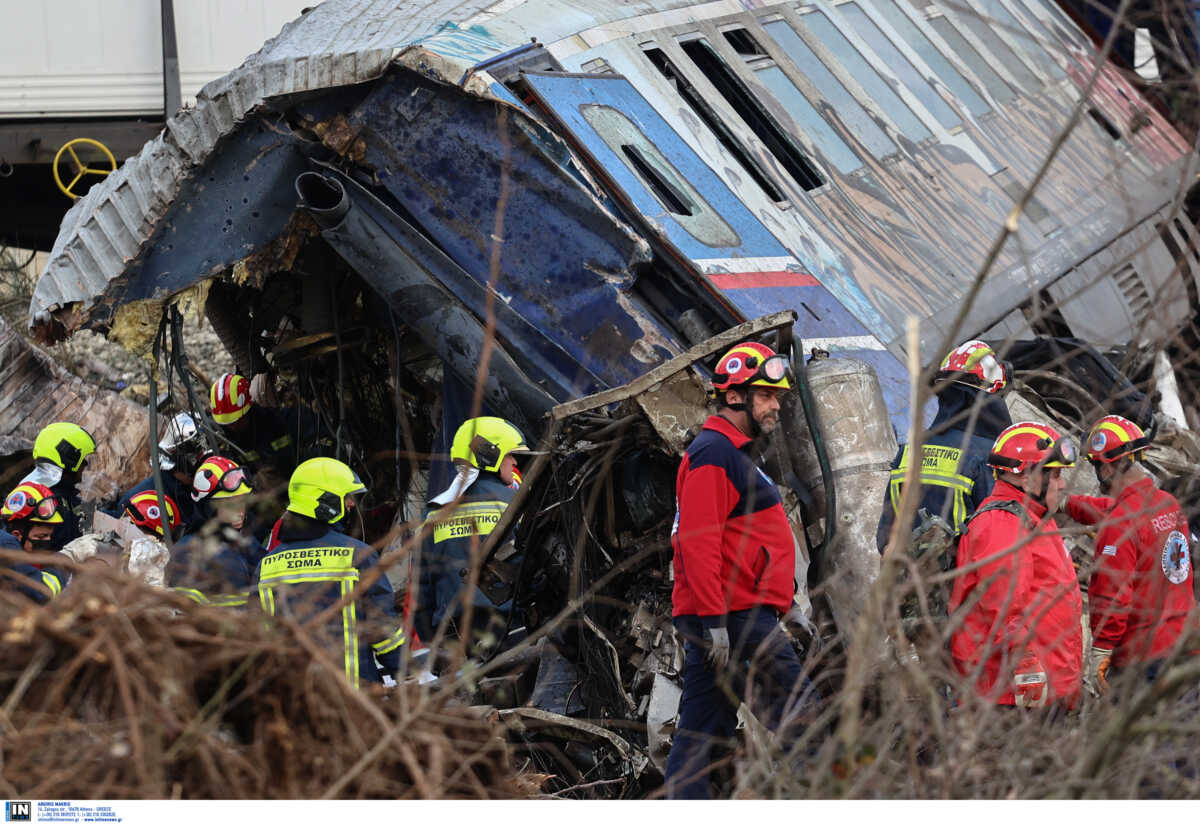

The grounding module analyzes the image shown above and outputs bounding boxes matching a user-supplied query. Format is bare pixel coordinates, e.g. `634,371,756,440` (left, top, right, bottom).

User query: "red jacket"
1068,477,1196,666
949,480,1083,705
671,415,795,623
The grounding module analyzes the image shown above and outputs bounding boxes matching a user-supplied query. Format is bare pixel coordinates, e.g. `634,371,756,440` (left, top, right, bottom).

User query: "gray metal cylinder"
787,357,897,641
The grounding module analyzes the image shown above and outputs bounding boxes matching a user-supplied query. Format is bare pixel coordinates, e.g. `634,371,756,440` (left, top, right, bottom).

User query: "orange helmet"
1086,415,1151,463
988,422,1077,475
210,373,252,425
712,341,791,392
938,340,1009,394
2,482,65,524
191,456,253,501
125,490,181,537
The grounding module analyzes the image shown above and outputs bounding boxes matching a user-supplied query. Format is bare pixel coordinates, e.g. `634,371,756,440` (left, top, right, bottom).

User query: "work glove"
1012,651,1049,708
1085,646,1114,697
704,626,731,670
781,604,820,654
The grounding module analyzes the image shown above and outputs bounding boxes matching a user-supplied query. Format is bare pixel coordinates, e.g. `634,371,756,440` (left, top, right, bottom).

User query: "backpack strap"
964,499,1034,533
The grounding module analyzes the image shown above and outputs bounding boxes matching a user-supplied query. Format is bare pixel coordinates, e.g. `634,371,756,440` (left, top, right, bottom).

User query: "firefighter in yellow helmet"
414,416,537,653
253,458,405,686
21,422,96,547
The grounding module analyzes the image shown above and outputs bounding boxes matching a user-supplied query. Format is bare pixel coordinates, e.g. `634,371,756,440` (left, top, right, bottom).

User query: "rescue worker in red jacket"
665,341,819,799
1064,415,1195,691
949,421,1083,708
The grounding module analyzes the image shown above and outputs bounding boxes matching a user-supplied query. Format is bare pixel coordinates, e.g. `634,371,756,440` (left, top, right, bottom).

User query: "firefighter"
877,340,1013,639
116,412,206,535
415,416,536,654
949,422,1084,709
1,482,68,602
168,456,265,607
1064,415,1195,691
20,421,96,547
665,341,819,800
254,457,405,686
209,373,301,481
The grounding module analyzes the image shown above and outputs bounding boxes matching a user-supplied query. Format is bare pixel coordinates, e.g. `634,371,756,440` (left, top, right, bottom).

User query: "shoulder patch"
1101,544,1117,556
1161,530,1191,585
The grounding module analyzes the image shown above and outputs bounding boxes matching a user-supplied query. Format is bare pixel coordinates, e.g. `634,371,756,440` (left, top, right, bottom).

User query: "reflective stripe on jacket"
255,527,404,687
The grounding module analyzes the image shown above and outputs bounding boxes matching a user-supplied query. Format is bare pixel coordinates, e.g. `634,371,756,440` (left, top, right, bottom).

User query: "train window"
874,0,991,117
679,38,825,190
580,104,741,248
839,3,960,129
760,19,899,158
783,12,932,143
642,47,788,203
977,0,1066,79
721,27,864,173
949,2,1041,91
757,65,864,173
928,15,1017,103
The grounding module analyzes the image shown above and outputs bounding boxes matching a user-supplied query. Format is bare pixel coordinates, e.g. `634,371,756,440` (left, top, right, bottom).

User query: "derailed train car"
26,0,1200,794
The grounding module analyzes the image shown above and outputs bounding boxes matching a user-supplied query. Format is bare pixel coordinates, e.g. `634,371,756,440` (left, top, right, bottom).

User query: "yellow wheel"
53,138,117,200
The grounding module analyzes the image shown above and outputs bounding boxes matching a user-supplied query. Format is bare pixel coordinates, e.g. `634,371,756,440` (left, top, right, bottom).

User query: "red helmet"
192,455,252,501
210,373,252,425
1086,415,1150,463
938,340,1009,394
712,341,791,392
988,422,1077,474
2,482,65,524
125,490,181,537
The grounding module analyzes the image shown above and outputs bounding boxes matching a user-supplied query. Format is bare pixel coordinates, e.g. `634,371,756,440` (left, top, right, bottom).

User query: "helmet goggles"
990,435,1076,471
197,466,248,495
3,486,66,524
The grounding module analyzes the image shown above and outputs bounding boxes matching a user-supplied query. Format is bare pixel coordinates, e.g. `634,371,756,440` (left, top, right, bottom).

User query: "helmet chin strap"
724,389,761,437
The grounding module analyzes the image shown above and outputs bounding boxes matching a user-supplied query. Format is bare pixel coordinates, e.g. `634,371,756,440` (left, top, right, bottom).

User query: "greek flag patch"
1101,544,1117,556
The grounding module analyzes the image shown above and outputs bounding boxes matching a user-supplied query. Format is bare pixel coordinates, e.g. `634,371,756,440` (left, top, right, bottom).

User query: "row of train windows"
637,0,1083,198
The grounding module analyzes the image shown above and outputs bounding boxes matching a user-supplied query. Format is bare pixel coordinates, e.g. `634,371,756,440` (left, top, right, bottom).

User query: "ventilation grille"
1112,263,1152,328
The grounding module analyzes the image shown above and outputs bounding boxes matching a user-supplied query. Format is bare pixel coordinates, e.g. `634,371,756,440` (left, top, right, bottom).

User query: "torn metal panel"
345,67,681,389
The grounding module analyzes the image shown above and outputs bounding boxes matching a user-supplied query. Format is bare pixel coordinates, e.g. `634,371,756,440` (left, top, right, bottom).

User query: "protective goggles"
748,354,790,384
30,495,64,520
195,466,249,496
1039,437,1077,467
6,491,65,522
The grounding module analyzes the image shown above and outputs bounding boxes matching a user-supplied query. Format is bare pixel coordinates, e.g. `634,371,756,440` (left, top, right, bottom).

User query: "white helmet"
158,412,201,470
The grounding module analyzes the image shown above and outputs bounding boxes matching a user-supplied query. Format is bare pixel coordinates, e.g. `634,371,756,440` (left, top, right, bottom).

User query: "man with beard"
665,341,819,799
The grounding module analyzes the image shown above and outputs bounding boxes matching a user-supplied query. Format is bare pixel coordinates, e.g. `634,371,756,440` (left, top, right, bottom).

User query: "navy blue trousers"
664,608,820,799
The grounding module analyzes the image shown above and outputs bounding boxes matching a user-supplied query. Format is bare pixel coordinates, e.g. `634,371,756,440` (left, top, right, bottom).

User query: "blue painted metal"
346,67,684,393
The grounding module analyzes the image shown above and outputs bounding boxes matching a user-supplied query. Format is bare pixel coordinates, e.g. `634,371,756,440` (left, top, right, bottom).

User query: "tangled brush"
0,568,539,799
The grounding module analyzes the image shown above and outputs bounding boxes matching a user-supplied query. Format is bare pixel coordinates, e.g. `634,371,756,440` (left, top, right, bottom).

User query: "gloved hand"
781,604,820,654
1086,646,1113,696
1012,651,1048,708
705,626,730,670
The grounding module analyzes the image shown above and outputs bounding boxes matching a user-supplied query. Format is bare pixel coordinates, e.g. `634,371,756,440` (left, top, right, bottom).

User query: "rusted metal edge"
550,309,798,421
474,310,797,585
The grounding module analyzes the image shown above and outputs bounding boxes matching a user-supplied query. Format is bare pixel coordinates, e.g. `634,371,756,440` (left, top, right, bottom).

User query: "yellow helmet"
449,417,535,473
32,422,96,472
286,457,366,524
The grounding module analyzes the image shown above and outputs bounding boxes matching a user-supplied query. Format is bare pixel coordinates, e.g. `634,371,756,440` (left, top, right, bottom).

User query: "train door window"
977,0,1066,80
759,19,899,158
781,12,932,143
642,47,788,204
927,14,1018,103
721,27,864,174
580,104,741,248
678,38,825,190
946,1,1041,91
874,0,991,117
838,2,961,129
